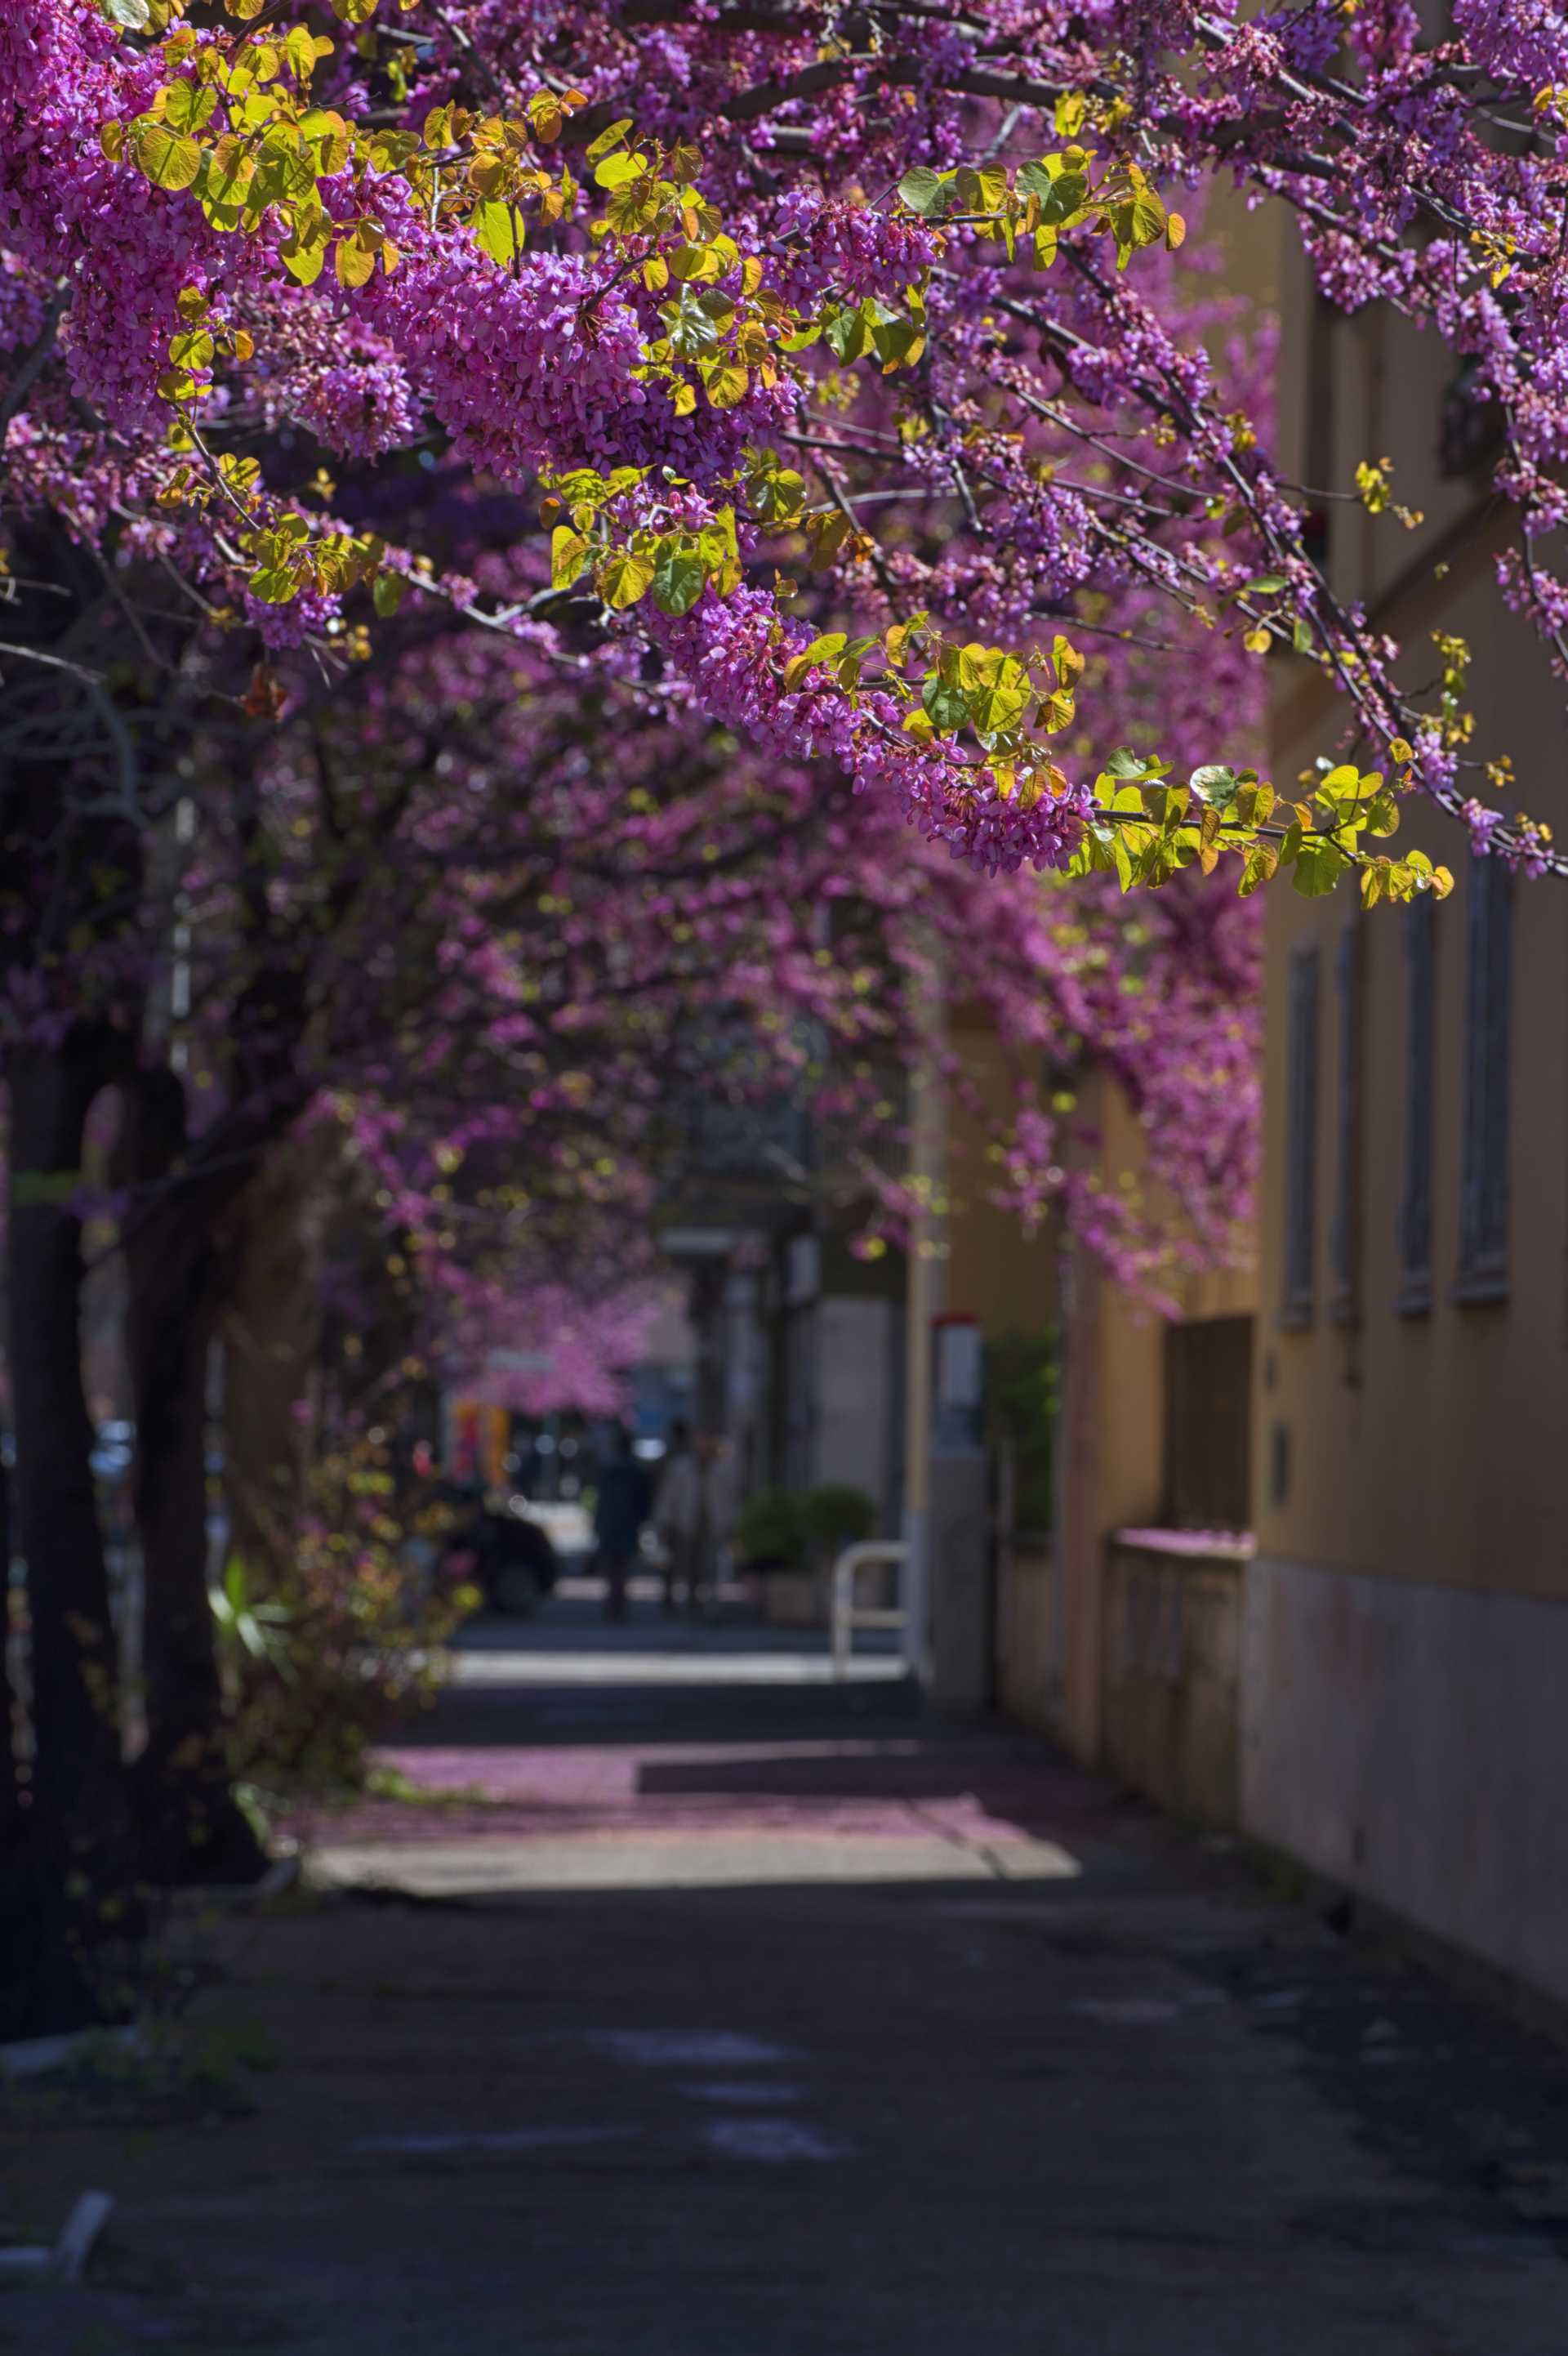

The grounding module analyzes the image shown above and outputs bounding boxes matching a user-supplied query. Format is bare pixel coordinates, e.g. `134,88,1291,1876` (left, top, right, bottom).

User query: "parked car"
438,1494,560,1618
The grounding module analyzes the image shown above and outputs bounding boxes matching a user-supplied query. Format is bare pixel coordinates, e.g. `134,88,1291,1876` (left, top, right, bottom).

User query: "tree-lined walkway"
6,1592,1568,2354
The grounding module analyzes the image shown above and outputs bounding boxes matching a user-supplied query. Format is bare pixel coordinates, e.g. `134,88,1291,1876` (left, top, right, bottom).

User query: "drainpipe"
902,962,944,1684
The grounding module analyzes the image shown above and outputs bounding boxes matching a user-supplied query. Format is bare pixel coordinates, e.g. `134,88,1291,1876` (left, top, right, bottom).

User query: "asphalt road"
7,1594,1568,2354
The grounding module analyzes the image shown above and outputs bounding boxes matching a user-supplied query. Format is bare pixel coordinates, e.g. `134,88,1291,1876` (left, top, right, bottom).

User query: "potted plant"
800,1484,879,1624
734,1488,814,1626
800,1484,876,1556
735,1488,806,1571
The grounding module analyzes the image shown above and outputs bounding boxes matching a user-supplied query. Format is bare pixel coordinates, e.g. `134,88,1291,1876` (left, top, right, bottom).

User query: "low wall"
1243,1555,1568,2010
1102,1530,1251,1829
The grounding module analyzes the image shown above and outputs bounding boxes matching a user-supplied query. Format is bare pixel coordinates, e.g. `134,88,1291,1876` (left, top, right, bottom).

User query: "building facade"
1245,236,1568,2004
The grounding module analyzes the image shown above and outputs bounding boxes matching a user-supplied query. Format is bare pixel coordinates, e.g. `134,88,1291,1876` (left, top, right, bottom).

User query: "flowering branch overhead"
6,0,1563,898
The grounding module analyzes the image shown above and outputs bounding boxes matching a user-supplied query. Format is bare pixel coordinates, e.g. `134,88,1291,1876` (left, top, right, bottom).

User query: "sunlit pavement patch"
308,1831,1081,1896
448,1649,909,1686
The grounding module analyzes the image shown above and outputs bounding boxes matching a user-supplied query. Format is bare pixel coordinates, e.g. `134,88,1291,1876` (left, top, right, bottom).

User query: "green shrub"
800,1484,876,1551
225,1436,474,1811
735,1488,806,1569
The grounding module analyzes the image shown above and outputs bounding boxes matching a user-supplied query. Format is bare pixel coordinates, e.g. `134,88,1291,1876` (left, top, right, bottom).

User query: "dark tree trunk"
0,1451,20,1851
2,1033,142,2040
118,1069,268,1886
220,1133,327,1595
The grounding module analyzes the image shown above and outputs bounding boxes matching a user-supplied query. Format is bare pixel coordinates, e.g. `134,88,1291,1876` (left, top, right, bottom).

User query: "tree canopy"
7,0,1564,914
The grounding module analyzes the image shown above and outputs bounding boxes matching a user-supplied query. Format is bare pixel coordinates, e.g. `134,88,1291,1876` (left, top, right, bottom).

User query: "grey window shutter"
1281,943,1320,1328
1396,894,1434,1314
1330,916,1362,1325
1457,858,1512,1301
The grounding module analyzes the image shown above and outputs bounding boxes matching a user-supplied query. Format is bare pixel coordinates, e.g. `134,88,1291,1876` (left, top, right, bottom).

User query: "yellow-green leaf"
283,24,330,84
167,328,214,367
650,545,708,616
163,80,217,135
604,180,657,235
132,119,203,192
898,166,948,217
585,118,634,167
1238,843,1279,896
334,234,376,289
301,107,353,175
280,225,327,283
527,91,565,144
598,551,655,609
702,359,748,408
1292,841,1345,896
249,565,301,605
472,198,524,265
550,526,590,590
595,149,648,190
953,164,1008,215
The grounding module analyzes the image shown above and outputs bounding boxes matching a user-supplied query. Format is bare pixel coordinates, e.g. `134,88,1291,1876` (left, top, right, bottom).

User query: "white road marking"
348,2126,627,2157
681,2082,805,2105
702,2120,847,2163
595,2030,791,2068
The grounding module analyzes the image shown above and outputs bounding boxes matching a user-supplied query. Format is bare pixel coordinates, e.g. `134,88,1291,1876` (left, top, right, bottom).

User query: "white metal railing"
830,1540,910,1680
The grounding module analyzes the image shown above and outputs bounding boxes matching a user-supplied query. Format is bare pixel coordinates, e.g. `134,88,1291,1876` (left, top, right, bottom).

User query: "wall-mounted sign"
933,1315,985,1456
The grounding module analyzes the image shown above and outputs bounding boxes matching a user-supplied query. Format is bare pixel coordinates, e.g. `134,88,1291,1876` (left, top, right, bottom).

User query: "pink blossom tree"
3,0,1560,876
32,0,1558,2027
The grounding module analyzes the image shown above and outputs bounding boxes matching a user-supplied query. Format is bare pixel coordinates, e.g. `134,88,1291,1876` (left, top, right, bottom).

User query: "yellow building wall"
1257,423,1568,1601
940,1014,1059,1340
983,183,1272,1753
1053,1073,1257,1760
1245,207,1568,2008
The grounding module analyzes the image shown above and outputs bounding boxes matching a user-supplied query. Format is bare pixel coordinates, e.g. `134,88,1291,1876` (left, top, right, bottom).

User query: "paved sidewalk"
6,1591,1568,2354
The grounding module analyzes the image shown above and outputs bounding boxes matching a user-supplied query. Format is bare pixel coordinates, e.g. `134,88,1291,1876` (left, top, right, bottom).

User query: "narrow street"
7,1586,1568,2355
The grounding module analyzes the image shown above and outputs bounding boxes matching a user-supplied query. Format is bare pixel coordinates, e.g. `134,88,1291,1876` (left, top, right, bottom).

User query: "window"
1329,917,1362,1325
1396,895,1435,1314
1281,943,1320,1328
1162,1315,1253,1531
1458,856,1512,1301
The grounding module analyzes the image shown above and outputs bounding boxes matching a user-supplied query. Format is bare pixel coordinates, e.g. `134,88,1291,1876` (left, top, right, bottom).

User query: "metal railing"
830,1540,910,1680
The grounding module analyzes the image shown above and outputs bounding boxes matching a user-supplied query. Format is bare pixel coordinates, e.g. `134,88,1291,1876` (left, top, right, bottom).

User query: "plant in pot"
801,1484,880,1623
735,1488,817,1630
800,1485,877,1555
735,1489,807,1574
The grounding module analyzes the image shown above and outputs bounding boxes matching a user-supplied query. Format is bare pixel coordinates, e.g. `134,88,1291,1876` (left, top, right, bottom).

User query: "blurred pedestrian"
594,1425,651,1622
700,1435,742,1615
653,1420,701,1614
